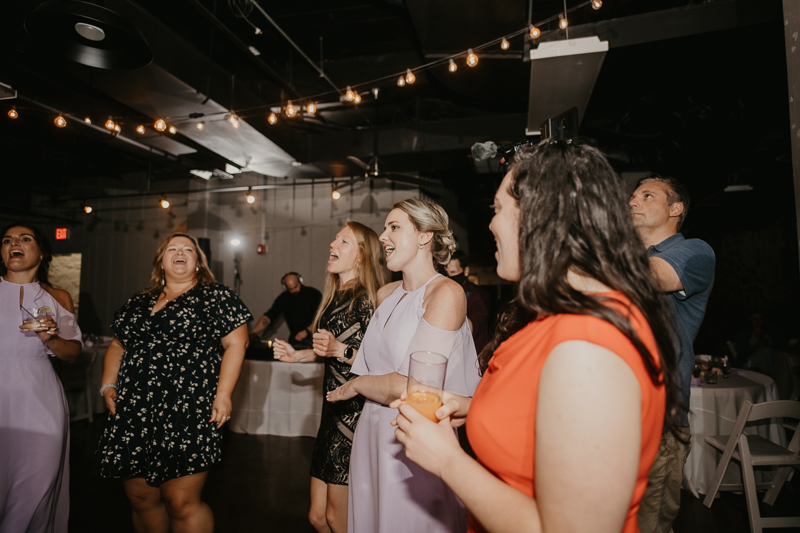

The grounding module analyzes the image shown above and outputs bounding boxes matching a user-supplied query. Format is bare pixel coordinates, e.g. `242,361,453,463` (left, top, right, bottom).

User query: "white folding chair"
702,399,800,533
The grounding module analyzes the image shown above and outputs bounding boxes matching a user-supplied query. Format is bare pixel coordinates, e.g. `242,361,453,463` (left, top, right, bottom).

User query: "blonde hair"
393,199,457,265
312,221,389,331
144,232,216,294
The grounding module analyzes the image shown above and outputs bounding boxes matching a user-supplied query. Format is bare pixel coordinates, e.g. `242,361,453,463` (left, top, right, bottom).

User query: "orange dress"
466,293,665,533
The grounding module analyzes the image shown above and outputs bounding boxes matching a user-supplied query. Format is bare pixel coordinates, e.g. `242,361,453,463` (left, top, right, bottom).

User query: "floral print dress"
97,283,252,483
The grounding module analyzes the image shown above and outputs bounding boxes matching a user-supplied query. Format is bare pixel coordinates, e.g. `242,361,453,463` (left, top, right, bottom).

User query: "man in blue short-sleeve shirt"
630,173,715,533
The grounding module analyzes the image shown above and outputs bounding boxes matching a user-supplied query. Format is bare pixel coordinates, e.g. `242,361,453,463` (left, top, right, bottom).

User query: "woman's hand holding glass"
393,401,465,479
390,389,470,428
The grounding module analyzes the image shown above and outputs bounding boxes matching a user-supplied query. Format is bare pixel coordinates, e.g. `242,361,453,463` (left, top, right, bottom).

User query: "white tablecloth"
230,359,324,437
683,369,787,497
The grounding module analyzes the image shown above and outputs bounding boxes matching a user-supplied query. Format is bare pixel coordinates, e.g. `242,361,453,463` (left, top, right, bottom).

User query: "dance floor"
69,418,799,533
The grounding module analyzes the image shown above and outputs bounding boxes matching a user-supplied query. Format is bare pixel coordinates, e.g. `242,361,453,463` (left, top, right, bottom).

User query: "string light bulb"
160,198,170,209
354,93,362,104
448,59,457,72
306,102,316,115
345,86,355,101
54,115,67,128
136,125,145,134
196,122,204,130
397,75,406,87
246,187,255,204
466,49,478,67
105,117,116,130
84,205,92,214
168,125,177,134
285,100,297,118
228,113,240,129
500,38,510,50
8,107,18,119
154,118,166,131
114,124,120,132
331,189,341,200
530,26,541,39
592,0,602,9
559,15,568,30
268,112,277,125
84,117,91,124
405,69,416,84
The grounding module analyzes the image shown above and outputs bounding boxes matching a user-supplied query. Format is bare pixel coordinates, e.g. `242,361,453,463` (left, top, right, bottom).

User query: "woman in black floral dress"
273,221,387,533
97,232,252,533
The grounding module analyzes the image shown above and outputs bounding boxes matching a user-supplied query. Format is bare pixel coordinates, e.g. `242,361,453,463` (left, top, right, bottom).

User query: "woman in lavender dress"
328,200,481,533
0,223,82,533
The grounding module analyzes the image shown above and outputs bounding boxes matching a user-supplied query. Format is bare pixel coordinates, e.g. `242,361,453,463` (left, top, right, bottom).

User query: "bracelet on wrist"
99,383,117,396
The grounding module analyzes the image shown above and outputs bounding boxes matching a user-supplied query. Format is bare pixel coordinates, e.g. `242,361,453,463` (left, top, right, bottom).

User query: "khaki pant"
638,427,692,533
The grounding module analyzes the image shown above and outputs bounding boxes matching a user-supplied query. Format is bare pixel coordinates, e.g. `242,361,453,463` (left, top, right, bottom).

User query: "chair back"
747,400,800,423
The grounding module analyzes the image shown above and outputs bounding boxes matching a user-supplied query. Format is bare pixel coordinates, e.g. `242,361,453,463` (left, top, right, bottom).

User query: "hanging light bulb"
559,15,568,30
246,187,255,204
196,122,204,130
268,113,278,125
105,117,116,130
84,117,91,124
530,26,541,39
136,125,145,134
354,93,362,104
397,75,406,87
228,113,240,129
168,125,177,134
54,115,67,128
405,69,416,84
8,107,18,119
160,198,170,209
154,118,166,131
345,86,355,101
114,124,121,133
500,38,510,50
592,0,602,9
285,100,297,118
331,189,341,200
448,59,457,73
466,49,478,67
84,205,92,214
306,102,316,115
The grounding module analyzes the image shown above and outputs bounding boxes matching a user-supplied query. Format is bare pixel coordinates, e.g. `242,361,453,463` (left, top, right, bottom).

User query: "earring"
418,243,424,249
195,266,199,273
161,269,166,286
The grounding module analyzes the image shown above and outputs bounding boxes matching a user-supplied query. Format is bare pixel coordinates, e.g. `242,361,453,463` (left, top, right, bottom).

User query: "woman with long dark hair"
97,232,252,533
0,223,82,533
272,221,387,533
393,141,680,533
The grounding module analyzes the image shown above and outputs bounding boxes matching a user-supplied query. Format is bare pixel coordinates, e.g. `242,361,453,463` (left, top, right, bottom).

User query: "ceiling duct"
24,0,153,70
526,37,608,136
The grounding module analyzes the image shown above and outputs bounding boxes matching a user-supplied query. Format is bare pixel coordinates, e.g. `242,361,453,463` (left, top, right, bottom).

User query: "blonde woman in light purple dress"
328,200,481,533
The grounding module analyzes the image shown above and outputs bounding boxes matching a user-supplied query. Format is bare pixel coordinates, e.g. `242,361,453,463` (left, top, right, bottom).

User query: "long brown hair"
480,140,682,429
144,232,216,294
312,221,388,330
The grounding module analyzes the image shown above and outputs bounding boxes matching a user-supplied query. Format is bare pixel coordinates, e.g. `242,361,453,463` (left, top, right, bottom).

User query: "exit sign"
55,228,69,240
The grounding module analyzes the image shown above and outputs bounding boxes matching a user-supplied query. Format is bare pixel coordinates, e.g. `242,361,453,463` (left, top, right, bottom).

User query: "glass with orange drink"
406,351,447,422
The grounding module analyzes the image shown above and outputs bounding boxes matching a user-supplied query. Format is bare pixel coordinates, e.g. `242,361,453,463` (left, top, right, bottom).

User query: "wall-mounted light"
8,107,19,119
160,198,170,209
268,112,277,125
154,118,166,132
448,59,457,73
246,187,255,204
54,115,67,128
466,49,478,67
500,38,510,50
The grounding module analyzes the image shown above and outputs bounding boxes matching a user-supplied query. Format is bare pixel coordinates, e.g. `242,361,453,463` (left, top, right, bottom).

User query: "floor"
69,418,800,533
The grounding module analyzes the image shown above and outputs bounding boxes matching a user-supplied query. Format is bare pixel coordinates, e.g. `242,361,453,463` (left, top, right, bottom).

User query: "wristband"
99,383,117,397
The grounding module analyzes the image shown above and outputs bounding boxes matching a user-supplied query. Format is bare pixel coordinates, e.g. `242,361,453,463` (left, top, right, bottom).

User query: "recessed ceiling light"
75,22,106,42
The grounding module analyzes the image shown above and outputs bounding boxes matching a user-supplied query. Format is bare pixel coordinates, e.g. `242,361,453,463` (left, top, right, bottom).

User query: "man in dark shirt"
445,251,490,354
249,272,322,345
630,174,715,533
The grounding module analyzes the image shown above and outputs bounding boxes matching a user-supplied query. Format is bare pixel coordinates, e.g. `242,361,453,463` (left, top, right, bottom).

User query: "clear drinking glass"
406,351,447,422
20,305,52,334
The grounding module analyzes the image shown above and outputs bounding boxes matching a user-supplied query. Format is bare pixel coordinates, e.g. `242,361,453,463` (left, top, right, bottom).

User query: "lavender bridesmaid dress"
0,278,82,533
348,274,481,533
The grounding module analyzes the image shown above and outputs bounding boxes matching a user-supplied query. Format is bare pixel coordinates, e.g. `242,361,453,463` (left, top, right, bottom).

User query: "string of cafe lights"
3,0,600,136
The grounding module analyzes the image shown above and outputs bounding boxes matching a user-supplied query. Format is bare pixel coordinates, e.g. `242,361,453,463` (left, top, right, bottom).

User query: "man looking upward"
630,174,715,533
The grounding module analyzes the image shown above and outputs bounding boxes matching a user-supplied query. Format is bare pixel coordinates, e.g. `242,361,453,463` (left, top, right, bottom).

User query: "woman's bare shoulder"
423,276,466,330
42,284,75,313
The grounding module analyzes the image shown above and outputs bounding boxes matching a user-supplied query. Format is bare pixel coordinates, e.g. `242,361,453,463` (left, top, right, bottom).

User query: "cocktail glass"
406,351,447,422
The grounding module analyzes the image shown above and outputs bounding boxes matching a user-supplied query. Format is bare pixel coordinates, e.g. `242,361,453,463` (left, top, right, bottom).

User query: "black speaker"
197,237,212,264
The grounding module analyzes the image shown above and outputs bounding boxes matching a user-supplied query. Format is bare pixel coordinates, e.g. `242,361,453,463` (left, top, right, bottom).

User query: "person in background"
97,232,251,533
328,199,481,533
392,141,680,533
0,223,82,533
629,173,715,533
273,221,387,533
446,250,490,354
249,272,322,346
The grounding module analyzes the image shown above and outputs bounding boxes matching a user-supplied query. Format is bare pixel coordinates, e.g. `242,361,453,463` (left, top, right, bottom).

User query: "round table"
683,369,787,497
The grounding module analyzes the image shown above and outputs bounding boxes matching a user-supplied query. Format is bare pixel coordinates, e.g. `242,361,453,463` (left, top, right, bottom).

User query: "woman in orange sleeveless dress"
393,140,682,533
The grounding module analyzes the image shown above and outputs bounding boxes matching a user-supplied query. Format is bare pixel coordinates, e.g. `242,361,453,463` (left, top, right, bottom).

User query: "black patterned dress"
310,291,373,485
97,283,252,484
